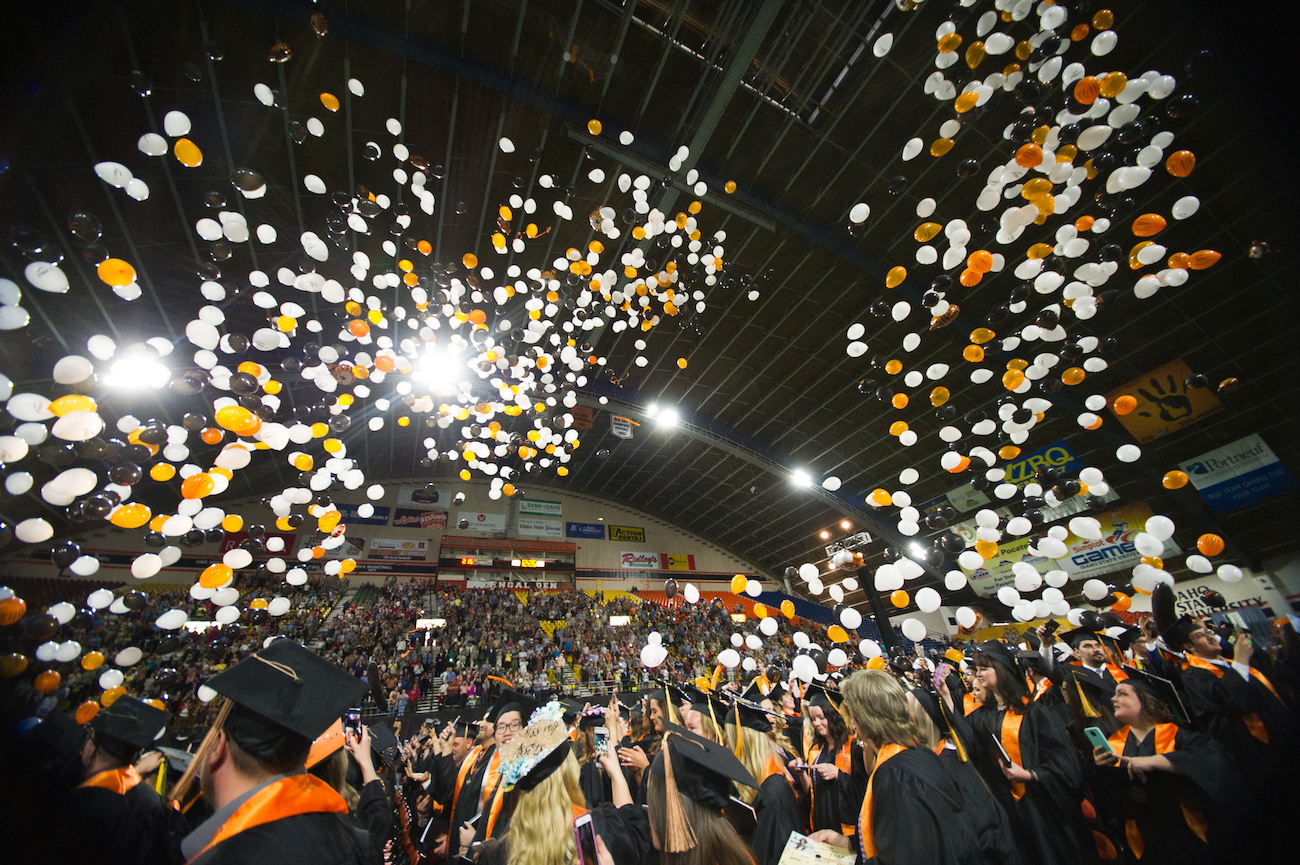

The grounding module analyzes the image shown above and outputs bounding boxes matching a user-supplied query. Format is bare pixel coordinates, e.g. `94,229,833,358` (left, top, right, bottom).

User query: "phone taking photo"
592,726,609,759
574,813,598,865
344,707,362,736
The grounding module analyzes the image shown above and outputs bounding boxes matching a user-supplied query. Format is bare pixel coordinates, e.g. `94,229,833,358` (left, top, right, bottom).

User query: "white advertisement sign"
456,511,507,532
519,499,563,518
621,551,662,569
518,516,564,539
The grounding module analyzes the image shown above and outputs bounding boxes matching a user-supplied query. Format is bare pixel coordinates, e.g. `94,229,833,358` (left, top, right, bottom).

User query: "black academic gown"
65,777,188,865
579,757,613,808
353,778,393,858
854,746,995,865
1091,725,1237,865
437,744,497,834
935,744,1023,865
961,702,1098,865
1181,660,1294,774
190,811,373,865
807,740,869,833
476,802,651,865
749,771,807,865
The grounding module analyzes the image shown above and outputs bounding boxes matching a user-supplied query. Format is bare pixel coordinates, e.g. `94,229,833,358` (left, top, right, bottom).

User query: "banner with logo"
610,416,634,440
663,554,696,570
1059,502,1180,580
1002,440,1083,490
369,538,429,561
950,486,1121,547
518,516,564,539
335,503,391,526
1105,358,1224,443
397,485,455,508
958,537,1052,597
621,551,661,569
456,511,507,532
609,524,645,543
519,499,563,518
1179,434,1298,514
566,521,605,540
393,508,448,530
322,537,367,560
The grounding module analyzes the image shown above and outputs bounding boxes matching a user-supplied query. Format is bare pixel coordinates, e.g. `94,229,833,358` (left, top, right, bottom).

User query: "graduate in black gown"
1089,667,1239,865
178,639,374,865
725,693,807,865
474,703,650,865
1042,626,1128,735
809,669,1007,865
951,641,1098,865
63,696,189,865
792,682,868,837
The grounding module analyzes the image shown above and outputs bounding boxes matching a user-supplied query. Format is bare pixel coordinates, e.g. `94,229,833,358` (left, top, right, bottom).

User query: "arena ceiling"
1,0,1297,618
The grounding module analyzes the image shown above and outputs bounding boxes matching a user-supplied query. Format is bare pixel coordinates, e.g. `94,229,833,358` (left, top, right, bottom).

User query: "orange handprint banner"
1105,358,1224,443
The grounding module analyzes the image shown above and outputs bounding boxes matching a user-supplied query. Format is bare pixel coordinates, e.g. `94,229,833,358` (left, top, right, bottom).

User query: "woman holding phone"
1090,667,1237,863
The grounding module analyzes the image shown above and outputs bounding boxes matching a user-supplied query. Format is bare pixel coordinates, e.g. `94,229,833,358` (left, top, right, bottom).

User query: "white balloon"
87,588,114,609
99,668,125,690
56,640,82,663
1145,515,1175,541
213,587,240,606
131,553,162,579
36,641,59,662
792,654,819,682
793,631,810,649
840,607,863,629
683,583,700,604
1185,554,1214,574
997,586,1021,607
198,684,218,703
849,202,870,223
901,618,927,642
945,570,968,591
759,617,779,636
955,606,977,629
115,646,143,667
648,631,662,645
16,517,53,543
268,596,292,616
1217,564,1244,583
1083,579,1109,601
717,648,741,669
216,606,241,625
156,609,189,630
915,587,942,613
745,578,763,598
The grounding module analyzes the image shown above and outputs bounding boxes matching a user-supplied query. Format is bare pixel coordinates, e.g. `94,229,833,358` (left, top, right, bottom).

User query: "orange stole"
859,743,907,859
1183,654,1281,744
1033,677,1055,701
79,766,142,794
186,774,347,863
1106,724,1208,858
452,744,487,818
1000,711,1027,800
963,693,978,716
808,742,855,836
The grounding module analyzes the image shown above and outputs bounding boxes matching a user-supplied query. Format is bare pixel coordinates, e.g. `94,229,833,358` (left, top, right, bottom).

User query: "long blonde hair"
840,671,919,748
906,692,942,751
724,723,777,804
504,751,585,865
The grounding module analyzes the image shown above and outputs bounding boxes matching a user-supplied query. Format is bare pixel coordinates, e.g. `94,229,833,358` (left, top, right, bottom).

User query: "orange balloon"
930,386,950,407
753,603,768,619
0,596,27,626
954,91,978,113
34,670,61,692
215,405,260,435
1073,76,1100,104
320,92,340,111
150,463,176,482
348,319,370,337
1197,534,1225,557
1002,369,1025,390
200,563,233,588
81,651,105,671
998,445,1022,461
181,472,215,500
731,574,747,594
968,250,994,273
724,180,737,193
866,657,886,671
76,701,100,725
970,327,995,344
173,138,203,167
959,268,982,287
96,258,137,287
827,625,849,644
870,489,893,506
890,590,909,608
1189,250,1221,270
781,600,796,619
221,514,244,532
891,393,909,409
109,503,152,529
947,456,971,474
586,119,602,135
1014,144,1043,168
1165,150,1195,177
1061,367,1086,386
201,427,224,445
1163,470,1189,489
963,344,985,362
886,266,907,288
1131,213,1167,237
930,138,955,157
1112,395,1138,415
102,686,126,707
0,653,28,677
1110,592,1132,613
975,539,998,559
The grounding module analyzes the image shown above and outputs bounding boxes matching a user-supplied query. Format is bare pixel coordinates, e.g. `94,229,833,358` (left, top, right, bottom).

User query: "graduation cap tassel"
732,703,744,761
1074,681,1102,718
660,733,697,853
168,698,232,806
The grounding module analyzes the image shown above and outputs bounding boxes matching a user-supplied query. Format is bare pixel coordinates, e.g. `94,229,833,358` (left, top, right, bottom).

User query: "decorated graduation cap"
485,690,540,725
498,702,571,792
91,695,170,752
206,638,367,764
724,695,774,733
652,722,757,851
1120,666,1188,723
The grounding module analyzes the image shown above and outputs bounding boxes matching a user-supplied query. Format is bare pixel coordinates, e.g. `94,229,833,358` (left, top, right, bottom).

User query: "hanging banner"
609,524,645,543
519,499,563,518
1002,440,1083,490
662,554,697,570
621,551,661,569
566,521,605,540
518,516,564,539
456,511,507,532
393,508,448,530
1105,358,1224,443
571,406,594,430
321,537,367,560
369,538,429,561
335,503,391,526
958,537,1052,598
1178,434,1298,514
610,416,634,440
1059,502,1181,580
1125,571,1291,619
397,486,455,507
950,486,1121,547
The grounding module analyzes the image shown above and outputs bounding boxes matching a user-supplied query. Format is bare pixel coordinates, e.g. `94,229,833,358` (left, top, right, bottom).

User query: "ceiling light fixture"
791,468,812,488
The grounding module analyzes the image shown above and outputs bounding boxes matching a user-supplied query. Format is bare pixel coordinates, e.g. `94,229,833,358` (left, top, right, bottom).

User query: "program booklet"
776,832,857,865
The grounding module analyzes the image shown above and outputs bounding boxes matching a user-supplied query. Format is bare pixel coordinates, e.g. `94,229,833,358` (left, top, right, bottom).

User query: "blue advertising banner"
919,440,1082,515
336,503,392,526
1179,434,1299,514
566,521,605,540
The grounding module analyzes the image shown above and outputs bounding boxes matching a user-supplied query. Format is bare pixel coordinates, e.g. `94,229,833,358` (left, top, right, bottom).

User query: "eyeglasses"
496,721,523,733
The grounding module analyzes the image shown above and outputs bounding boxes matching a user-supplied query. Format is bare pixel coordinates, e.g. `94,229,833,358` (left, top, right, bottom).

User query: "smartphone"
1084,726,1113,754
574,813,598,865
932,662,950,692
592,726,609,758
1042,620,1060,636
344,707,362,736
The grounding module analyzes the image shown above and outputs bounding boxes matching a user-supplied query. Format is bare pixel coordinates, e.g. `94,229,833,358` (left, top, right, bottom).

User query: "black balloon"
664,579,678,599
50,541,81,569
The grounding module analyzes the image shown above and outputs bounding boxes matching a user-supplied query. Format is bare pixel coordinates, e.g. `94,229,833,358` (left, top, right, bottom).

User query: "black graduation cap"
1058,626,1104,649
206,638,367,755
485,690,540,725
1159,615,1200,649
803,681,844,712
766,681,790,705
681,684,730,722
1120,666,1188,723
368,720,402,765
651,722,756,810
974,640,1022,675
499,717,571,792
157,746,195,776
739,680,767,704
558,698,585,723
724,696,773,733
909,687,947,735
454,720,473,737
91,696,170,751
1017,650,1049,676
